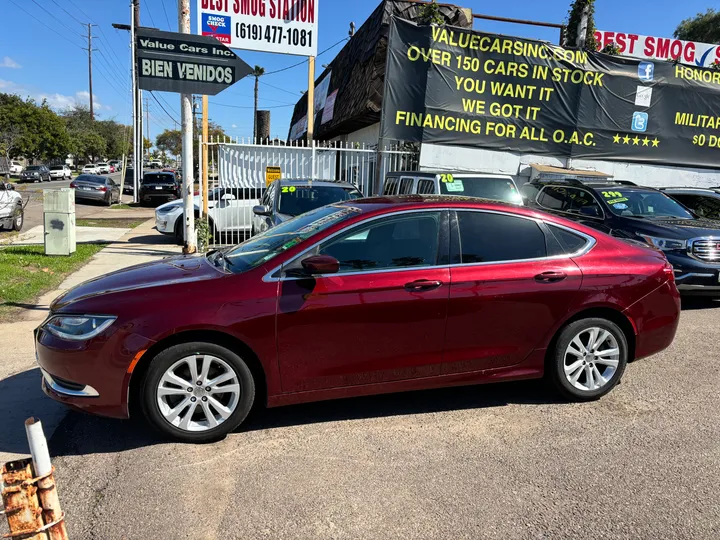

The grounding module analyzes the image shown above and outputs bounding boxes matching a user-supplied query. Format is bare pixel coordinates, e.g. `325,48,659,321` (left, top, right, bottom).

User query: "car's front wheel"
548,318,628,401
11,203,24,231
141,342,255,442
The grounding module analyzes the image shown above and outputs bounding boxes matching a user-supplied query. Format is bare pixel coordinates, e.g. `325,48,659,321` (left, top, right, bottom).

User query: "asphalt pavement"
1,300,718,539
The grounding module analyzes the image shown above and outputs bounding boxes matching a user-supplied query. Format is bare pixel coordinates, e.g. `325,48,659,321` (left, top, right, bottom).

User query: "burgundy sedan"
36,197,680,442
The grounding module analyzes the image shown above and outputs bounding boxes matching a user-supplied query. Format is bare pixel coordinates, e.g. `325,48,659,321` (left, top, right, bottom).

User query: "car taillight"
97,186,107,192
663,263,675,282
69,182,77,188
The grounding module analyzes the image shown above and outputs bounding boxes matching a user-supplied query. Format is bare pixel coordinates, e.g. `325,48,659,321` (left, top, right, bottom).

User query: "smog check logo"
201,13,231,44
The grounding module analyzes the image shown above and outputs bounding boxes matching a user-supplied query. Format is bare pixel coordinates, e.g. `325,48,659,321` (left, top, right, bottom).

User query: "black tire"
11,204,23,231
104,193,112,206
548,318,628,402
174,218,184,245
140,342,256,443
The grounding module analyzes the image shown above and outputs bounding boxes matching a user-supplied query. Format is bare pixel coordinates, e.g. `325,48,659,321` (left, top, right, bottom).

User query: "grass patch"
108,203,135,210
0,243,107,322
76,218,145,229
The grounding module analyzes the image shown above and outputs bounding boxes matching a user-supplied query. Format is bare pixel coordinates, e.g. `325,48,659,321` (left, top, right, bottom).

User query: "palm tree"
251,65,265,141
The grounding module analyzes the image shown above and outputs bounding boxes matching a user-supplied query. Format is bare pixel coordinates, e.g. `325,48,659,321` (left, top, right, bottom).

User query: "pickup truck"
0,181,24,231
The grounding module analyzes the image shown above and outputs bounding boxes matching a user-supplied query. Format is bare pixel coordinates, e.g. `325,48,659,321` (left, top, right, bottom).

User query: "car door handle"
535,271,567,283
405,279,443,291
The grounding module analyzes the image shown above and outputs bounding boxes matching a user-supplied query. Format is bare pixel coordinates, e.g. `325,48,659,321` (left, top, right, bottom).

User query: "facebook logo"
632,112,649,132
638,62,654,81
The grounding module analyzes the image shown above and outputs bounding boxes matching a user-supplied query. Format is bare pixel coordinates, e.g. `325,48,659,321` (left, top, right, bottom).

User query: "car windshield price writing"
237,23,313,48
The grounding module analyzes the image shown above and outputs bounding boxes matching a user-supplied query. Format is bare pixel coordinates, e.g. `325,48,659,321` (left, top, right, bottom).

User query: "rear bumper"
74,190,106,201
624,280,681,361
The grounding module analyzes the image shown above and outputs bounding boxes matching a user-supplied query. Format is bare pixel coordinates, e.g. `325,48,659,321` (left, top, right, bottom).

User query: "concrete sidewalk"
0,219,182,464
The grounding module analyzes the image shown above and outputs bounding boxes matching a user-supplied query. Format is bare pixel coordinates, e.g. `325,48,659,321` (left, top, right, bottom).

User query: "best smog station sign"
136,27,252,95
198,0,319,57
382,17,720,169
595,30,720,68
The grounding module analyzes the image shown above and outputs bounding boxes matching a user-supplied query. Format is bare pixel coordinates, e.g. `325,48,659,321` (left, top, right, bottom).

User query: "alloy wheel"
156,354,241,432
563,327,620,392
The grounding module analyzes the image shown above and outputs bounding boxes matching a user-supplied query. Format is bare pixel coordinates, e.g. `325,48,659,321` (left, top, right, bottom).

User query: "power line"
264,37,349,76
49,0,85,25
31,0,83,35
259,80,303,97
149,91,180,127
160,0,174,31
208,101,296,109
8,0,84,50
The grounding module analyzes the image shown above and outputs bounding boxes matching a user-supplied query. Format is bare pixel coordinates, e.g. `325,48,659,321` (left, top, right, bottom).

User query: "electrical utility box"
44,188,76,256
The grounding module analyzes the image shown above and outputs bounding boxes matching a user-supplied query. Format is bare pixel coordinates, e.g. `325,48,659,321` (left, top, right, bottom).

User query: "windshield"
218,205,360,273
76,175,105,184
26,166,41,171
49,166,63,170
277,185,363,216
598,189,694,219
439,176,522,204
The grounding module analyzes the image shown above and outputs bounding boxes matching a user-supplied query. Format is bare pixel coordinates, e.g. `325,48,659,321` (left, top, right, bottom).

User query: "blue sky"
0,0,715,147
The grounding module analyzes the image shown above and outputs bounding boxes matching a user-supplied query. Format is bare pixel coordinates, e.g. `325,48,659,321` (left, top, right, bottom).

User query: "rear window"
76,175,105,184
278,185,362,216
439,176,522,204
49,166,63,170
143,173,175,185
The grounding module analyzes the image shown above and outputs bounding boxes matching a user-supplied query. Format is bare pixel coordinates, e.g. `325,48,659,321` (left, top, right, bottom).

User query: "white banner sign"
595,30,720,68
198,0,319,57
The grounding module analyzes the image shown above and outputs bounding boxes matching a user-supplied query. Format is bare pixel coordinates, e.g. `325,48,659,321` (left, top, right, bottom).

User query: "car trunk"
74,179,107,194
141,175,178,198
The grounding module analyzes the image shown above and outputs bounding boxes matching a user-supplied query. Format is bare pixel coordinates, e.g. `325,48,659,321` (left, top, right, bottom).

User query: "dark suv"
521,179,720,296
139,171,181,206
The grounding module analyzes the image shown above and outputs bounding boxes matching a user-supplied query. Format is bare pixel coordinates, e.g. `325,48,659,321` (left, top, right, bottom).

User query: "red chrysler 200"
36,196,681,442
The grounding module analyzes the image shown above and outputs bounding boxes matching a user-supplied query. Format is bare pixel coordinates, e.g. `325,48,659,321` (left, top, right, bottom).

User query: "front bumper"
667,253,720,296
155,212,179,234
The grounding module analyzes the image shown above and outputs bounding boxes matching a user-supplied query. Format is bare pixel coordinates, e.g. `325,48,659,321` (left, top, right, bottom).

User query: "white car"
82,164,100,174
9,161,23,175
0,181,24,231
155,187,264,243
49,165,72,180
96,163,111,174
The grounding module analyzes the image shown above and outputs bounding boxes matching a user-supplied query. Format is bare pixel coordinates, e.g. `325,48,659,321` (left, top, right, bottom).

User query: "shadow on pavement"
124,234,179,246
0,368,68,456
681,297,720,311
43,378,559,457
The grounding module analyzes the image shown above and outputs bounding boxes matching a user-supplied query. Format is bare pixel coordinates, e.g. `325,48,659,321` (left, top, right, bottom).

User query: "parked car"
108,165,116,173
82,164,100,175
9,161,23,175
0,181,24,231
70,174,121,205
49,165,72,180
123,168,135,194
36,196,681,442
19,165,51,183
156,186,265,243
521,178,720,295
140,172,181,206
384,171,523,204
96,163,111,174
252,179,363,235
660,187,720,221
149,159,164,169
109,160,122,171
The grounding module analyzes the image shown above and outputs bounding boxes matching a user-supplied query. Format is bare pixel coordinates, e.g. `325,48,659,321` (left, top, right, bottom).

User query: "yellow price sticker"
602,191,623,199
440,173,454,183
281,186,297,193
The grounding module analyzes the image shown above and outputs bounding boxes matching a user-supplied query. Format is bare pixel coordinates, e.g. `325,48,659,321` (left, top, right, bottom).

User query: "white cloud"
0,57,21,68
0,79,109,111
231,124,237,128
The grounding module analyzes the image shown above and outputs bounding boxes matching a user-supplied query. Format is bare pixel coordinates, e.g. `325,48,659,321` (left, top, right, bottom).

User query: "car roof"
660,187,720,194
277,179,357,188
387,170,513,179
533,181,660,192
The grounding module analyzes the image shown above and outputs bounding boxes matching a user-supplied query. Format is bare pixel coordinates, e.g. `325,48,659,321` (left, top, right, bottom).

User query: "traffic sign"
136,27,252,95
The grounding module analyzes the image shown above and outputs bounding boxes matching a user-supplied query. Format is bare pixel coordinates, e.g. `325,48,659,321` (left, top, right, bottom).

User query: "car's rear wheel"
548,318,628,401
11,204,24,231
141,342,255,442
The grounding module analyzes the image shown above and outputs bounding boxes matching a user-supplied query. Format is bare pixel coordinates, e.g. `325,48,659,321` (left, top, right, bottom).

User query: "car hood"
51,255,221,312
625,217,720,240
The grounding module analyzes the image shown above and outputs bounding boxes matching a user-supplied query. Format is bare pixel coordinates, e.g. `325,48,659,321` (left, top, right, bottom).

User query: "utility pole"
307,56,315,142
145,96,150,159
83,23,97,120
179,0,196,253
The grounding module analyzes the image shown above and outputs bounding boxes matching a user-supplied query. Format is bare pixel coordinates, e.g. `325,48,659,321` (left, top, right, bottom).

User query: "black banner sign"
136,27,252,95
382,17,720,169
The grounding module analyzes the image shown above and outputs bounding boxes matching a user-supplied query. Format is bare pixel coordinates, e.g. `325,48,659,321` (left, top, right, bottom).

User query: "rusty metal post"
25,418,68,540
1,459,47,540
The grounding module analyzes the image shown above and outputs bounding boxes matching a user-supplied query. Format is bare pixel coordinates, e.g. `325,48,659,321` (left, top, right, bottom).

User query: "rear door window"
398,177,415,194
537,186,602,217
546,224,591,254
454,211,547,264
384,177,400,195
417,179,436,194
671,194,720,219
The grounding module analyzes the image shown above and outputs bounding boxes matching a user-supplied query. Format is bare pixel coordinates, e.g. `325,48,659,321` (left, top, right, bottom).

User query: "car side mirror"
253,204,271,216
301,255,340,275
221,193,236,201
580,206,601,217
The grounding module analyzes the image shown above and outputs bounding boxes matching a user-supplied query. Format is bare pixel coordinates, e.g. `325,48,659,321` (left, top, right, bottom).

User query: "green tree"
0,94,70,162
566,0,597,50
156,129,182,157
674,9,720,43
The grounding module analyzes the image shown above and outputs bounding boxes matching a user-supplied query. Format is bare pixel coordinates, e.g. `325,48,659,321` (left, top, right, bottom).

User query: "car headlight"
640,236,687,251
43,315,116,341
157,205,181,215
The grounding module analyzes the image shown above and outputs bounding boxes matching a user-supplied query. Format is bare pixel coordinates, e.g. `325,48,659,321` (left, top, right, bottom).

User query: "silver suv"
0,181,24,231
383,171,523,205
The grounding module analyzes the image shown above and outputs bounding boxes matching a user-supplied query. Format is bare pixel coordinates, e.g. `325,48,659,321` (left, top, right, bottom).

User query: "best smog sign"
198,0,319,57
595,30,720,68
136,27,252,95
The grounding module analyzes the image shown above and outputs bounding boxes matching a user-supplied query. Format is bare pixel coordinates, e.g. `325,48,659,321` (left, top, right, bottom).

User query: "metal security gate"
198,136,418,246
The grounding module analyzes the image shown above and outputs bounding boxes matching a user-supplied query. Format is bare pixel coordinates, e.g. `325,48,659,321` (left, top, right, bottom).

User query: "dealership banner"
382,17,720,169
595,30,720,68
197,0,318,56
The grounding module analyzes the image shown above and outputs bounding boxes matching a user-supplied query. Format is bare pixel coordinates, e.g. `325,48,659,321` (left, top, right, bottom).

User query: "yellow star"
623,135,631,144
642,137,650,146
613,134,621,144
652,138,660,147
632,136,641,145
